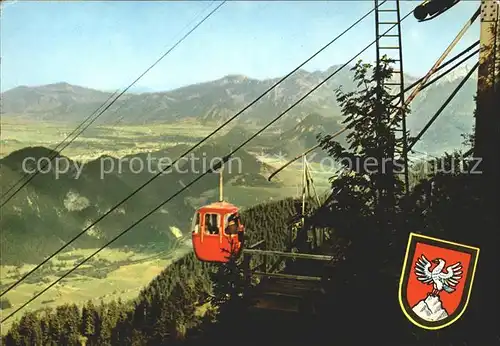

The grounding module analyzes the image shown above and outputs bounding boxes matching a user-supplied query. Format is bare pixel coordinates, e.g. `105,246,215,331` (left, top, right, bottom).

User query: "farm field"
0,239,193,333
0,117,229,161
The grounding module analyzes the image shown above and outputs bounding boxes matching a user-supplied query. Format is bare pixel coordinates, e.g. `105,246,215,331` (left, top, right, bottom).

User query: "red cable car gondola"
191,169,244,262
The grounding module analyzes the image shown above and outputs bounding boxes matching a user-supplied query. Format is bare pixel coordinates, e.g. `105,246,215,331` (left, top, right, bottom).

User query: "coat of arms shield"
398,233,479,330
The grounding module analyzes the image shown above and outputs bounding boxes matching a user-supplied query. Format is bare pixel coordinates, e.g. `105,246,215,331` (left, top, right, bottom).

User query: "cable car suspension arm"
392,7,480,113
408,61,479,151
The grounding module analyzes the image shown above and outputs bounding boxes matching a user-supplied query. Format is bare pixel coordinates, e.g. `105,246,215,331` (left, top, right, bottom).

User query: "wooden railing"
242,240,334,282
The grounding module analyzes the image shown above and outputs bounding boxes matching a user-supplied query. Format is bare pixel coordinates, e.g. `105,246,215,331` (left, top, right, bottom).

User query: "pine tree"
152,295,176,343
48,307,64,344
81,300,97,343
40,310,51,345
17,311,43,345
96,300,112,346
4,321,22,345
47,304,81,345
106,300,120,332
317,56,408,265
111,310,133,345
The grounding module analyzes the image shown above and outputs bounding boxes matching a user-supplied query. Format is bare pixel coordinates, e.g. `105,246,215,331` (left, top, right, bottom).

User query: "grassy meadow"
0,240,193,333
1,117,222,161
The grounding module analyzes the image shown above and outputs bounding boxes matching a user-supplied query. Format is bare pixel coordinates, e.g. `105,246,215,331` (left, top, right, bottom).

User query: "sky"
1,0,481,92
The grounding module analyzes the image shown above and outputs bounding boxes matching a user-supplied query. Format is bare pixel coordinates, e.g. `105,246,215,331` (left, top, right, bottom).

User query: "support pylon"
374,0,409,194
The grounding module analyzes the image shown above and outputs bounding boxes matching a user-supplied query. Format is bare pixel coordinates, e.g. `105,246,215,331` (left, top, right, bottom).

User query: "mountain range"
1,64,478,154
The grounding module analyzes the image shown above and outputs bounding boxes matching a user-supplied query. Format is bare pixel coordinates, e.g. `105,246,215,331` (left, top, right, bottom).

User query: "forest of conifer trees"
2,198,300,345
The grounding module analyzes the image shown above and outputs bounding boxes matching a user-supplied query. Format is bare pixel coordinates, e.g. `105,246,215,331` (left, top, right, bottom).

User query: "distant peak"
50,82,72,87
219,74,249,84
34,82,74,89
2,85,28,93
2,83,71,93
294,68,309,76
440,64,477,83
225,74,247,79
45,82,82,90
1,146,61,163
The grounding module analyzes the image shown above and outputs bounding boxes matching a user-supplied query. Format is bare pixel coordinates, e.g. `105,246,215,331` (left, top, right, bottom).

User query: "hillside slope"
1,198,299,344
0,142,277,265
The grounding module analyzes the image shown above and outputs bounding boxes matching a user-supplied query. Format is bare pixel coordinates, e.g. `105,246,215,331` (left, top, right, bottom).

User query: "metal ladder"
374,0,409,193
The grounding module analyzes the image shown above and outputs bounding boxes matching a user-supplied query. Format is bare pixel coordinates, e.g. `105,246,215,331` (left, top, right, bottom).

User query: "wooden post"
263,236,267,274
305,159,324,247
301,155,306,227
305,160,321,206
218,167,223,202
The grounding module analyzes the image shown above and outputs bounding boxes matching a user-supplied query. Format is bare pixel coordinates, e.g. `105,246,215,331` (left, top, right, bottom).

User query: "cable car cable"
0,1,225,208
0,3,382,299
418,47,478,90
0,9,414,323
402,40,478,95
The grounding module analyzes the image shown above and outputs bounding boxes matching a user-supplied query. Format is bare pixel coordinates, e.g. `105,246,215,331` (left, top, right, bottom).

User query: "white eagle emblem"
414,254,463,296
